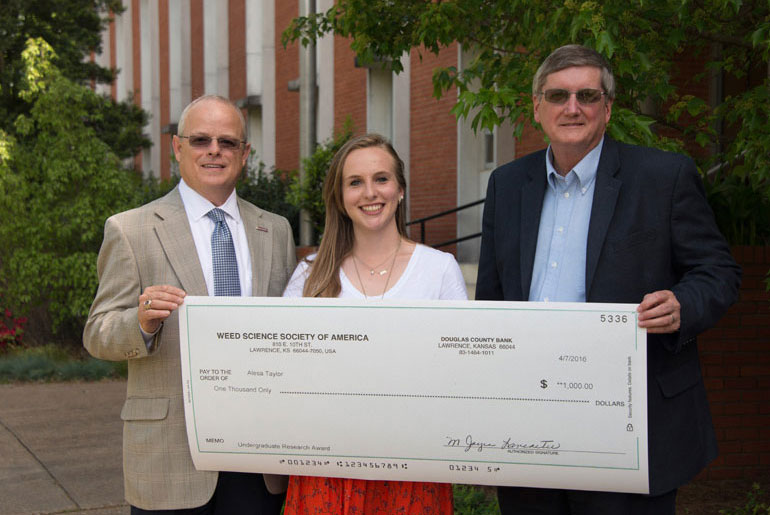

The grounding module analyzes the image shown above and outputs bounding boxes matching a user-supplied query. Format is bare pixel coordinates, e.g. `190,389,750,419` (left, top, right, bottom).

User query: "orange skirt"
283,476,453,515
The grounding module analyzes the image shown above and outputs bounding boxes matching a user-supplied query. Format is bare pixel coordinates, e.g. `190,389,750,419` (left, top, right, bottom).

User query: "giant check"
179,297,648,493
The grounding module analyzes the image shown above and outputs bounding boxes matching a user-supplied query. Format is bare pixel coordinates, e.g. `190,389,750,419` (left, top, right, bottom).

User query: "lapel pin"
257,226,269,233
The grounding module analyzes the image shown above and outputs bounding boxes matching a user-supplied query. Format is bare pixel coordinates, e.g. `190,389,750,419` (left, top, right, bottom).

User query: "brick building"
94,0,522,262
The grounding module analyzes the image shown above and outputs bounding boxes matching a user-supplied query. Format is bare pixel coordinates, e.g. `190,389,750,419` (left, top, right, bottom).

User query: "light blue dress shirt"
528,139,604,302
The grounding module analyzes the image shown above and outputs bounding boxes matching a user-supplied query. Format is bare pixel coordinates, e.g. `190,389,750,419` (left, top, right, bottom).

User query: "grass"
0,344,127,382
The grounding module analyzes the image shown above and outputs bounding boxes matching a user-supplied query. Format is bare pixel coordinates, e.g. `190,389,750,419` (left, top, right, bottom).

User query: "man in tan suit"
84,95,295,514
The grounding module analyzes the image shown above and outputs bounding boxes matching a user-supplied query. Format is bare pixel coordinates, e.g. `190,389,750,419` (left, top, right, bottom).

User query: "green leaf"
751,25,769,47
686,96,707,116
695,132,711,147
596,31,616,57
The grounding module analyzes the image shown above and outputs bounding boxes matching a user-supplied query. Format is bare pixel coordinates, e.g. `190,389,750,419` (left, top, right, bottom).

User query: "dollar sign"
540,379,548,389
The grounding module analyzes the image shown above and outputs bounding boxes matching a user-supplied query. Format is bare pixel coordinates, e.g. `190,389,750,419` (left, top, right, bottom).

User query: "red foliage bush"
0,307,27,351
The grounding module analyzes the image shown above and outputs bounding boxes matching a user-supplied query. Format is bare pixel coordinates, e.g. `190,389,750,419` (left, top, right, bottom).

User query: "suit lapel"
239,198,273,297
520,154,547,300
153,188,208,295
585,137,621,299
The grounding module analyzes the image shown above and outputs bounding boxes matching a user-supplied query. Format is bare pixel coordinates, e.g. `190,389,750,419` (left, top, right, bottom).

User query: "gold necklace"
353,238,401,299
353,245,399,276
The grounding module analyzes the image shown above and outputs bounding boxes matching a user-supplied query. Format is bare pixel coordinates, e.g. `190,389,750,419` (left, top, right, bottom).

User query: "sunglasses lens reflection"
218,139,240,149
543,89,604,105
188,136,241,149
189,136,211,147
576,89,604,103
545,89,569,103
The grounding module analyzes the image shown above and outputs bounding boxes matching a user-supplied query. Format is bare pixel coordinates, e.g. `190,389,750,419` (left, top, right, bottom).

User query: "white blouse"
283,244,468,301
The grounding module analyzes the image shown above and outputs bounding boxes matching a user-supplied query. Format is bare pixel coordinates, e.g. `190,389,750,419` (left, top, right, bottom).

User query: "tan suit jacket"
84,187,295,510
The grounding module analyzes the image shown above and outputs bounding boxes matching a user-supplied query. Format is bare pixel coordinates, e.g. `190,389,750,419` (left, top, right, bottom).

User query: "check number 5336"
600,314,629,323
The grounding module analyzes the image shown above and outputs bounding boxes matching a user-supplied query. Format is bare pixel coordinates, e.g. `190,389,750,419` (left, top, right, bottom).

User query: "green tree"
0,38,149,343
0,0,150,158
285,0,770,244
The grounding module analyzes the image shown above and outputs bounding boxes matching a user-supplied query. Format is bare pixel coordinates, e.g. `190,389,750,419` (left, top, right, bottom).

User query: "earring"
399,196,404,203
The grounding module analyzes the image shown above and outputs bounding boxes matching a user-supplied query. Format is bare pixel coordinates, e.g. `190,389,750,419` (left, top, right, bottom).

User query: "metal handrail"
705,149,747,177
406,199,484,249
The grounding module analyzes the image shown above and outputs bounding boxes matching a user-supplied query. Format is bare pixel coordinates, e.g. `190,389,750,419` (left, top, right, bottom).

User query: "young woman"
282,133,467,514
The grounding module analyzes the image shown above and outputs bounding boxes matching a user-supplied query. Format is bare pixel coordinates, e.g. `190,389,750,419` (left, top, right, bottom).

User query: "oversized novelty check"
179,297,649,493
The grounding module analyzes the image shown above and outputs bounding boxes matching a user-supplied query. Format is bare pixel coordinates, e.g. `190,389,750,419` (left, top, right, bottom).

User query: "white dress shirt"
178,178,253,296
528,139,602,303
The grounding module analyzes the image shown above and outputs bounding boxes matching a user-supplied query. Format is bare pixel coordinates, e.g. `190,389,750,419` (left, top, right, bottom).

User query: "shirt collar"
178,179,241,224
545,137,604,192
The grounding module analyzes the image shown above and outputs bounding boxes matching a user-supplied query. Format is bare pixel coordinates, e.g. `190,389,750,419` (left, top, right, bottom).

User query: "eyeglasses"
539,88,607,105
179,135,246,151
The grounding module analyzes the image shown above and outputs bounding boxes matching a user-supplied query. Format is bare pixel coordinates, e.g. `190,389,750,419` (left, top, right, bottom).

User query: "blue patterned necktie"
206,208,241,296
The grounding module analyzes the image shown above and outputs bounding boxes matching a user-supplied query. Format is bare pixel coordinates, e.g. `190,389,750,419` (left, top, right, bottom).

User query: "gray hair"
177,94,247,139
532,45,615,100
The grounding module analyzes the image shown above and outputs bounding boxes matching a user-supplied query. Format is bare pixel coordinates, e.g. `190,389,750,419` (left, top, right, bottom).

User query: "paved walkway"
0,380,128,515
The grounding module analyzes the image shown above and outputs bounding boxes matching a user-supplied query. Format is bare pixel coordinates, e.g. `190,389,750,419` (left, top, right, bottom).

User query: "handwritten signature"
446,434,561,453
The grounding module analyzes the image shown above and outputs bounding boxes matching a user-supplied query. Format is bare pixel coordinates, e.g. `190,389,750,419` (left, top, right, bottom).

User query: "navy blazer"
476,136,741,495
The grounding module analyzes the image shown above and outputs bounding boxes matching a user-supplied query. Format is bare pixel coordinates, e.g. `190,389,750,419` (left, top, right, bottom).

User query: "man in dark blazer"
85,95,295,514
476,45,741,514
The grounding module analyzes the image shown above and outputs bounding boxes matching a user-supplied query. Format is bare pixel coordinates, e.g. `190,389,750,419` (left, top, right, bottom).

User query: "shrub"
286,125,353,244
0,344,127,382
704,171,770,246
719,483,770,515
0,306,27,352
237,159,300,242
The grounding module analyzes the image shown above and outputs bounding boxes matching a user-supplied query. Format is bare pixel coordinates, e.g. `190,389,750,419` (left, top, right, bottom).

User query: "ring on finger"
143,298,153,310
670,313,675,324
